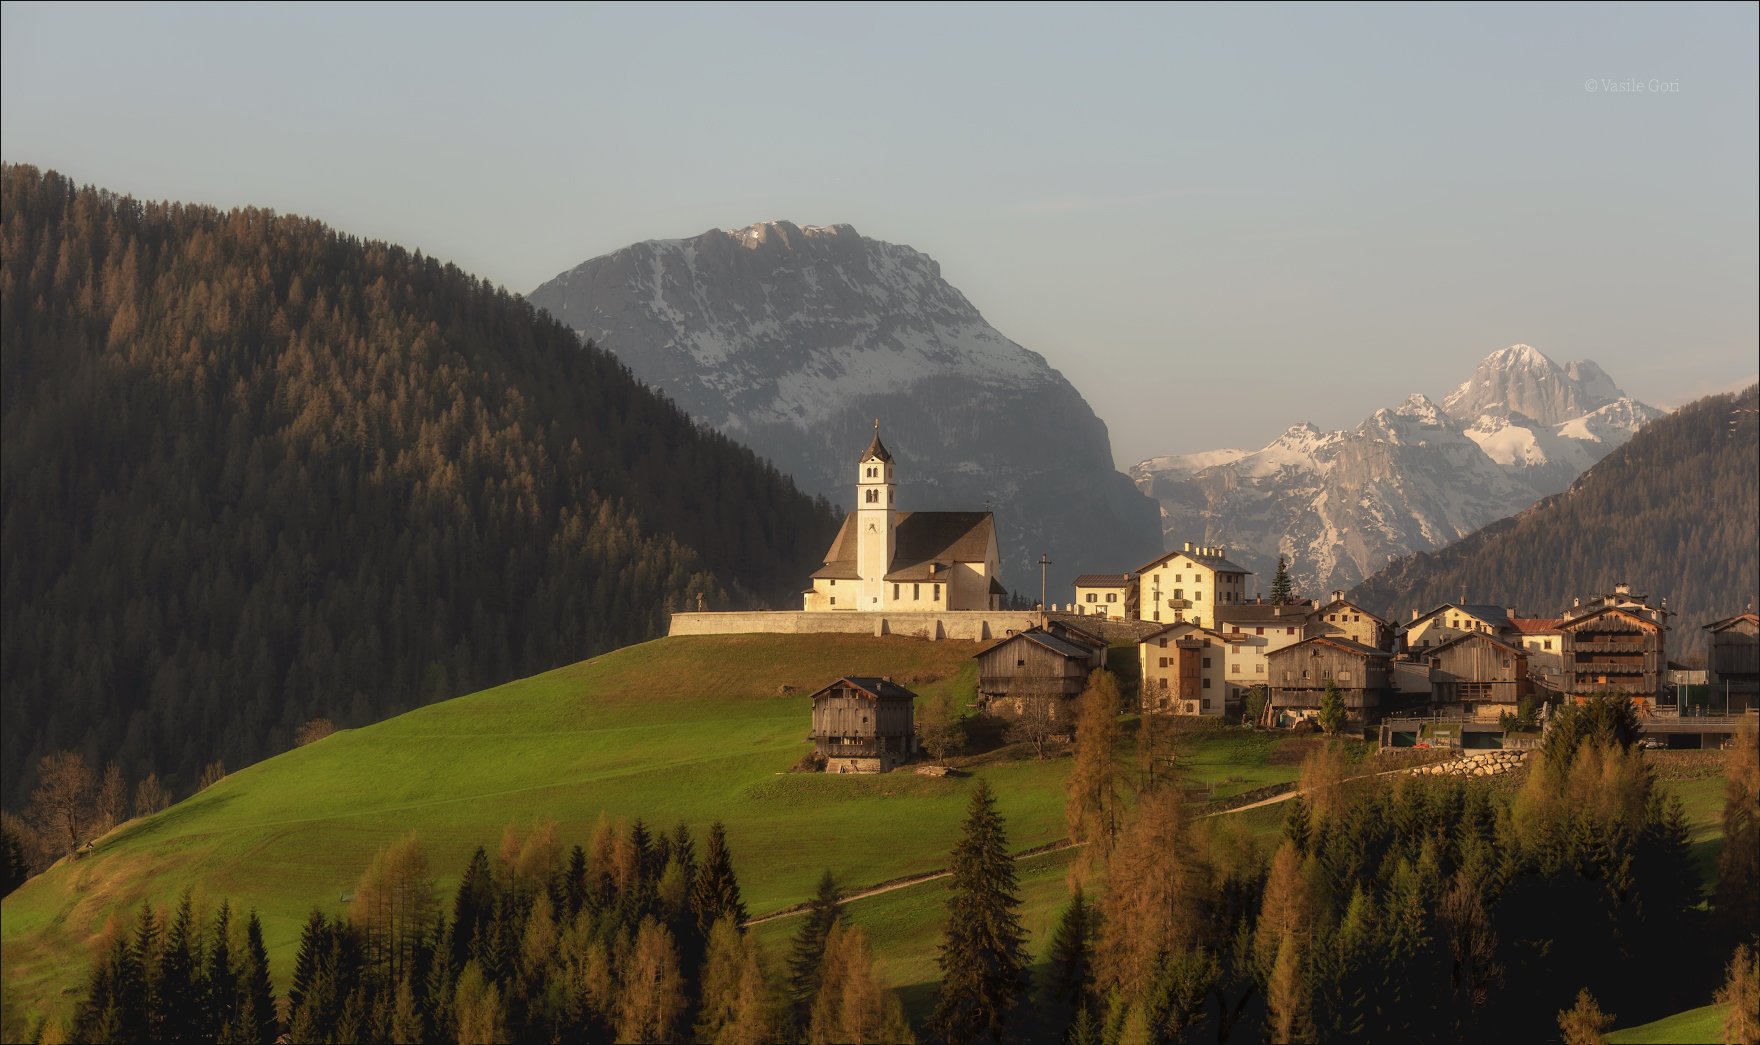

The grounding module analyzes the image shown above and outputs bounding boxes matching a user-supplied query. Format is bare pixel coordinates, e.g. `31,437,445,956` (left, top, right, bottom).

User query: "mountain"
1441,343,1624,424
1130,346,1662,595
527,221,1163,593
1351,384,1759,644
0,166,840,806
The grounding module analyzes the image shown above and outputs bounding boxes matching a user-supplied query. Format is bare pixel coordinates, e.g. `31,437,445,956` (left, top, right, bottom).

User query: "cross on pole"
1038,553,1052,615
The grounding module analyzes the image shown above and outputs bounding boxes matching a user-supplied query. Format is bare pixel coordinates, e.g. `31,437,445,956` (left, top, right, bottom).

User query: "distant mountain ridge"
528,220,1164,593
1351,384,1759,643
1131,345,1662,595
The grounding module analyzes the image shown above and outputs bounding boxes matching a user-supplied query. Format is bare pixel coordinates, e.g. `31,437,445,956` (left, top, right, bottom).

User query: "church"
803,427,1007,612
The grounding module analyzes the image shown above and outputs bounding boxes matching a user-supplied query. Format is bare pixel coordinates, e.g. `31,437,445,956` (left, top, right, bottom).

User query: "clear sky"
4,2,1755,465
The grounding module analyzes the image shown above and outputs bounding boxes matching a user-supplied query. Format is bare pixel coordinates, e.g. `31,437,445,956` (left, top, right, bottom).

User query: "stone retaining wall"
667,610,1044,642
1412,750,1530,777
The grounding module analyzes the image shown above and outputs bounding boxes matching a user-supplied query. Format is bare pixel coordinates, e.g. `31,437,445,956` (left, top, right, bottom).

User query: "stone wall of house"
667,610,1043,642
826,756,886,774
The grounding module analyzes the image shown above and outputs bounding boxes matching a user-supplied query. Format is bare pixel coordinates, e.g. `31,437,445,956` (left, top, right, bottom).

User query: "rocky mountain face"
1131,346,1662,596
528,221,1163,595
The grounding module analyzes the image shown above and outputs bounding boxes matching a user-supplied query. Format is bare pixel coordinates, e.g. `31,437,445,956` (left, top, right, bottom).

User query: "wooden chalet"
1558,586,1668,704
973,628,1094,719
1425,632,1529,718
1305,591,1392,650
808,676,917,773
1265,636,1393,723
1704,611,1759,711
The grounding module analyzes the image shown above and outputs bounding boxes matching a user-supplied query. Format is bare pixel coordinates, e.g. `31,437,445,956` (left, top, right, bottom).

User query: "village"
676,427,1759,773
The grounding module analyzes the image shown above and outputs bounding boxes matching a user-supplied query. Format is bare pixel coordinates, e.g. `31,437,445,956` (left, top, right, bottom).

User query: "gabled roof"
1073,573,1132,588
1558,604,1664,631
807,676,917,702
812,511,996,580
1424,631,1527,659
1265,635,1394,660
1140,621,1224,644
1704,612,1760,633
1404,603,1512,632
1136,547,1253,575
1045,619,1109,649
1215,599,1313,625
1509,617,1562,635
974,628,1095,662
1308,598,1390,628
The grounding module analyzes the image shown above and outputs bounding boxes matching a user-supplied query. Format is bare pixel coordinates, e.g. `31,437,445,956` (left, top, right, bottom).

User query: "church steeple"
856,421,896,608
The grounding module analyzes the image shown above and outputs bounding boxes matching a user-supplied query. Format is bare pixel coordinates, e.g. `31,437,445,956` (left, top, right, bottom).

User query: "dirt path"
744,840,1082,927
746,757,1461,926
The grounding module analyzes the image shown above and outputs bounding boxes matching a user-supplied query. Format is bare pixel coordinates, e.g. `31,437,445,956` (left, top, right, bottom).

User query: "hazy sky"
4,2,1755,466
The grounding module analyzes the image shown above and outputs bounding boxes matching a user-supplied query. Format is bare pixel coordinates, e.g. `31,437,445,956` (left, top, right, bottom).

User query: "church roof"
860,430,894,464
811,511,996,580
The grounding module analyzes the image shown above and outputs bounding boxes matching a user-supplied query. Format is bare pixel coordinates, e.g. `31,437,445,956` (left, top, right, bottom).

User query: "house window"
1017,658,1026,667
1086,593,1096,603
1232,663,1241,674
933,584,940,601
914,583,921,599
1232,625,1241,633
1256,662,1265,673
1202,697,1212,710
1107,592,1117,603
1159,657,1169,668
1255,627,1265,636
1202,657,1211,668
1202,677,1212,689
1545,640,1553,650
830,597,836,605
1286,627,1296,635
1158,637,1167,648
893,583,900,599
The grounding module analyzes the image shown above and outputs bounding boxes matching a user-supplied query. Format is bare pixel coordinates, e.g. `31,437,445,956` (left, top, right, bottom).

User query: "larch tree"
1556,988,1612,1045
1714,719,1760,944
809,922,911,1045
928,779,1029,1045
351,831,438,986
1066,670,1124,869
616,916,686,1043
94,762,128,834
1716,944,1759,1045
1093,790,1209,1013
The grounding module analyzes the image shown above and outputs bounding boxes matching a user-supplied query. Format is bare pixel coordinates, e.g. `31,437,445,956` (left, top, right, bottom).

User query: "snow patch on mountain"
1133,345,1661,596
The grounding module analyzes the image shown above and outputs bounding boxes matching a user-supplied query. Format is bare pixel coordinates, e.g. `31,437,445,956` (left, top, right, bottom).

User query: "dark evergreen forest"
1352,384,1760,650
0,166,841,806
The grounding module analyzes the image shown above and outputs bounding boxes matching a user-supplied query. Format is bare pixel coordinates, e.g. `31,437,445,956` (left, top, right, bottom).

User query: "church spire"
860,419,894,464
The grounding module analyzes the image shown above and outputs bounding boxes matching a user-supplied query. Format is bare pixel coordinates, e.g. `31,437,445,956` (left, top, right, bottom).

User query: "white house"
1135,542,1251,630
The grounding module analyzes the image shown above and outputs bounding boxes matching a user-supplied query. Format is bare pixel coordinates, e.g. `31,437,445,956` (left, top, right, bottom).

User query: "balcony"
1571,640,1648,654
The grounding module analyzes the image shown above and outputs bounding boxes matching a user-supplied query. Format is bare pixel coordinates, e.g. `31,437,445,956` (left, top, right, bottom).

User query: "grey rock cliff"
529,221,1163,597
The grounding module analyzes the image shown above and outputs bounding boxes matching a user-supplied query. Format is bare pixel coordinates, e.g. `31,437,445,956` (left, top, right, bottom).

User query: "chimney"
1332,590,1344,603
1614,582,1630,596
1507,606,1516,620
1184,541,1193,552
1411,608,1420,621
1573,596,1581,608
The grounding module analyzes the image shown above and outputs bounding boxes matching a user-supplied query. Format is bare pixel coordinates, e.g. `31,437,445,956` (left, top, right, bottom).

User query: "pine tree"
241,912,276,1045
929,779,1029,1044
1270,556,1293,605
288,909,327,1018
786,870,846,1009
1043,890,1095,1035
204,901,238,1040
690,821,747,938
158,889,203,1042
1317,681,1346,736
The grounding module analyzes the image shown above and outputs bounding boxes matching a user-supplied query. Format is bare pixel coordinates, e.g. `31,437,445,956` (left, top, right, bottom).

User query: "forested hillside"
1353,384,1759,646
0,166,840,806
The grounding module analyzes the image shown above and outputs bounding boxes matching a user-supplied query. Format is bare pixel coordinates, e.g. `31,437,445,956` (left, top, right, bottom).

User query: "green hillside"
1,633,1085,1029
1607,1002,1725,1044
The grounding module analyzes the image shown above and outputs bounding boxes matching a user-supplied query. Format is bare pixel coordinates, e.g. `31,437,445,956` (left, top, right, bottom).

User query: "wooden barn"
1265,636,1393,723
807,676,917,773
973,628,1094,719
1426,632,1529,718
1558,592,1668,705
1704,611,1759,711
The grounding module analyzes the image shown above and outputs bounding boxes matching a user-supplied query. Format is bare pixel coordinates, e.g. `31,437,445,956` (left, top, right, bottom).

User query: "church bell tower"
856,421,896,608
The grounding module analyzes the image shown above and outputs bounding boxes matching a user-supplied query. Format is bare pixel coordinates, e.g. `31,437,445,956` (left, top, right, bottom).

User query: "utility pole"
1038,553,1052,621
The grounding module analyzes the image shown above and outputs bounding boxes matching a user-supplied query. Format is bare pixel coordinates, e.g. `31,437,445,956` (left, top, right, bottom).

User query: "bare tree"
295,718,336,746
133,773,171,818
917,690,965,766
94,762,128,834
197,760,227,791
28,751,94,857
1005,696,1060,760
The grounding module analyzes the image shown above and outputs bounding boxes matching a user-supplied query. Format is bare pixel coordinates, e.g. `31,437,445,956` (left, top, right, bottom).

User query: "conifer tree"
787,870,846,1009
616,917,686,1043
240,912,276,1045
1270,556,1293,605
1317,681,1346,736
204,901,238,1039
1557,988,1612,1045
690,821,747,937
158,889,203,1042
808,922,911,1045
1043,890,1096,1035
1714,720,1760,943
697,915,785,1044
1066,670,1124,867
288,909,327,1018
929,779,1029,1044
